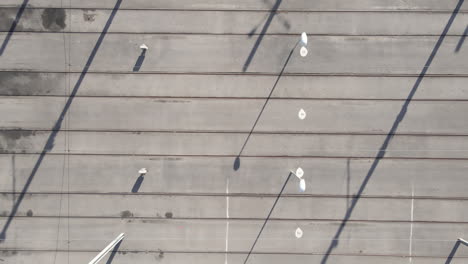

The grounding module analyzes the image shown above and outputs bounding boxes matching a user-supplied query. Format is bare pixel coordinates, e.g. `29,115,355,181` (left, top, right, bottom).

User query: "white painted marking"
409,184,414,264
295,227,303,238
225,176,230,264
295,167,304,178
300,46,308,57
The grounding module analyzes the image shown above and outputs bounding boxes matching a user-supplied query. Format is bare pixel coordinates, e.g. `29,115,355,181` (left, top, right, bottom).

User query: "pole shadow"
0,0,30,56
132,49,146,72
234,41,299,171
0,0,123,242
105,240,123,264
319,1,465,263
131,174,144,193
242,0,283,72
455,25,468,52
243,172,292,264
445,240,461,264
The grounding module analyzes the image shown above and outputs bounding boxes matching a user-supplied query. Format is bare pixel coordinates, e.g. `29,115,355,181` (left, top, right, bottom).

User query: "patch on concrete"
26,209,33,217
0,72,58,96
165,212,173,218
0,8,28,32
120,210,134,218
83,10,96,22
0,130,36,153
41,8,66,31
0,250,17,257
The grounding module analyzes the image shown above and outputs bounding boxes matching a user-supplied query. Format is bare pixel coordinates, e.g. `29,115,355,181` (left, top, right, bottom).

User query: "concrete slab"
1,97,468,134
1,34,467,74
2,72,468,100
1,0,467,11
1,155,468,197
1,8,468,35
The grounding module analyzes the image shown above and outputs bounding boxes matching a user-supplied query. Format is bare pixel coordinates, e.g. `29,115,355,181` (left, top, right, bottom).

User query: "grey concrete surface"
2,251,467,264
1,0,468,11
1,97,468,134
1,131,468,158
1,155,468,197
1,0,468,263
2,8,468,35
2,193,468,222
1,34,468,74
0,217,466,258
2,72,468,100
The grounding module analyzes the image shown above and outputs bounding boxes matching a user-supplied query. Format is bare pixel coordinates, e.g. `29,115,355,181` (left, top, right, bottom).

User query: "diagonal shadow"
319,0,465,263
455,25,468,52
243,172,292,264
0,0,123,242
234,40,299,171
132,49,146,72
242,0,283,72
445,240,461,264
105,240,123,264
0,0,30,56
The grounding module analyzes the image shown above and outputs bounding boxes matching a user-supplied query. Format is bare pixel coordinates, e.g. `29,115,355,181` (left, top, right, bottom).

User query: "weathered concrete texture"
1,155,468,198
2,8,468,35
1,251,466,264
2,72,468,100
1,34,467,74
1,97,468,134
1,0,468,11
2,193,468,223
0,217,466,258
1,131,468,158
1,0,468,263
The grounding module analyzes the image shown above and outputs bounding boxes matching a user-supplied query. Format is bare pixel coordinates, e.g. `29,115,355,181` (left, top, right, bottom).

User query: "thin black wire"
243,172,292,264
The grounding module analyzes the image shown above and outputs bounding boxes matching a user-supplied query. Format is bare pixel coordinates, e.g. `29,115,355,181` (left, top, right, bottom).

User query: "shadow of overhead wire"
455,25,468,52
445,240,462,264
0,0,123,242
234,41,299,171
319,0,465,263
242,0,283,72
0,0,30,56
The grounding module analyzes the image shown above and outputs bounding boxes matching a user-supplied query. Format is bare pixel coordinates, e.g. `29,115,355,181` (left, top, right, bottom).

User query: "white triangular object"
295,227,303,238
299,179,306,192
300,32,308,46
140,44,148,50
298,109,307,120
138,168,147,174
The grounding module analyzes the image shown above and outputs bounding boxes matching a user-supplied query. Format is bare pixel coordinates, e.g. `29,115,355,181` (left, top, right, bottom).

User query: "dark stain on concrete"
41,8,66,31
0,130,36,153
0,250,17,257
0,211,7,217
120,210,133,218
0,8,35,32
158,249,164,259
165,212,173,218
0,72,61,96
83,10,96,22
26,209,33,217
